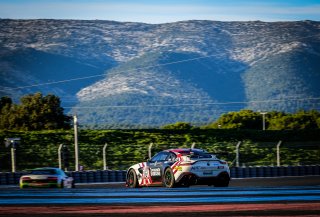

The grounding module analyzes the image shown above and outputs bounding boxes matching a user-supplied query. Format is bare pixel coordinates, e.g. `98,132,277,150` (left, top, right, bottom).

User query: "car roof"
166,148,207,155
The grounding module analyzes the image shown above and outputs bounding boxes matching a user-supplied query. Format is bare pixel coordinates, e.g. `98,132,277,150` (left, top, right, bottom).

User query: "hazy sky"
0,0,319,23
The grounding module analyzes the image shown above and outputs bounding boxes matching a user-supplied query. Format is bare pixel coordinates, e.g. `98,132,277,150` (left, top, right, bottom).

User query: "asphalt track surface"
0,176,320,217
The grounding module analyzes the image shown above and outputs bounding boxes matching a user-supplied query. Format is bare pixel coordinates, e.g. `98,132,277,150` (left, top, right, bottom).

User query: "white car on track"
19,167,75,189
126,148,230,188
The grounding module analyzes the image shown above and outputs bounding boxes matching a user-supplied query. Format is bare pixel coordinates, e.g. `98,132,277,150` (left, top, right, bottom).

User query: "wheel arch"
162,166,173,179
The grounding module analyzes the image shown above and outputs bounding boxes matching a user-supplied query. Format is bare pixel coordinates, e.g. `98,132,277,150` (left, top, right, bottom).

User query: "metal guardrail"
0,165,319,185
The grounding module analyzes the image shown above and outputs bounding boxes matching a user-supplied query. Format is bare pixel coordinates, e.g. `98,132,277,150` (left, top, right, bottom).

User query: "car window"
150,153,161,162
190,151,213,159
56,169,66,176
151,152,169,162
166,152,177,162
159,152,169,161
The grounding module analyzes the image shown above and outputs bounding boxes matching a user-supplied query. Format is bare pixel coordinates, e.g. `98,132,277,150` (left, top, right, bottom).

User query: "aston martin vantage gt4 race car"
126,148,230,188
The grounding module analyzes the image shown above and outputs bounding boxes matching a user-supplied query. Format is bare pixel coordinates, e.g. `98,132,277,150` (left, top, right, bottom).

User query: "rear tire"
214,173,230,187
163,168,175,188
60,180,64,188
127,169,139,188
178,175,191,187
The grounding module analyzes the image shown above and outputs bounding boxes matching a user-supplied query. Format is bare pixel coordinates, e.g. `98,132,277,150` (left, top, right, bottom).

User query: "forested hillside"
243,48,320,112
1,20,319,127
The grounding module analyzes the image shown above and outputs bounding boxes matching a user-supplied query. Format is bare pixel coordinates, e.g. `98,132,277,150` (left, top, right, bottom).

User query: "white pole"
74,115,79,171
103,143,108,170
236,141,241,167
191,142,196,149
11,147,16,173
58,144,63,169
148,143,153,160
263,114,266,130
260,112,267,130
276,140,282,166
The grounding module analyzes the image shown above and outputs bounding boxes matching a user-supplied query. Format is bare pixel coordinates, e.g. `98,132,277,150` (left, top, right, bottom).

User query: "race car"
19,167,75,189
126,148,230,188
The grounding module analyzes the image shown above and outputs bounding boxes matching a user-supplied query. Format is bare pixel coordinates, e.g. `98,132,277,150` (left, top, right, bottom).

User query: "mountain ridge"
0,19,319,127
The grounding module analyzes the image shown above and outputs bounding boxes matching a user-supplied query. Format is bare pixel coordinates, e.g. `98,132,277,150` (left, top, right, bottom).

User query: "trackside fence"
0,165,319,185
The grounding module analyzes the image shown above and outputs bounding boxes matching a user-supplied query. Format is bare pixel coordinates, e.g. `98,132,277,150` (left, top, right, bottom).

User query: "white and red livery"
126,148,230,188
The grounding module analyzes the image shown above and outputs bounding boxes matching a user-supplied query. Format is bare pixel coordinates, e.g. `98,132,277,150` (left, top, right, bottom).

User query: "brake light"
219,161,227,164
22,177,31,180
47,177,58,180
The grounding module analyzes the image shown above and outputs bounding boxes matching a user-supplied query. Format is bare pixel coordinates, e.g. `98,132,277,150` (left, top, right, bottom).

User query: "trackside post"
236,141,241,167
74,115,79,171
191,142,196,149
276,140,282,166
58,144,63,169
148,143,153,160
5,138,20,173
103,143,108,170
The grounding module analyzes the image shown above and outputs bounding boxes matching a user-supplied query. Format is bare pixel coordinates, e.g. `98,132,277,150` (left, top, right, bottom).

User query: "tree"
268,110,320,130
206,110,262,129
0,93,71,130
0,96,12,109
207,109,320,130
161,122,193,130
0,96,15,129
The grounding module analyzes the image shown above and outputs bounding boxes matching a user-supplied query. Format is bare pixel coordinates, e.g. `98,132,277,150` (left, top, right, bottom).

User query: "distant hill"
0,19,319,128
243,48,320,112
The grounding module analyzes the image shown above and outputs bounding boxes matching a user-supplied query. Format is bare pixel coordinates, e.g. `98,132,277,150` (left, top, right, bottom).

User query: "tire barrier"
67,170,127,184
230,165,320,178
0,165,319,185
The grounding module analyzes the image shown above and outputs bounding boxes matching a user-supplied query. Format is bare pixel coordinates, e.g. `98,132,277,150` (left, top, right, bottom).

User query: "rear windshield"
189,152,213,159
175,149,213,159
31,169,57,175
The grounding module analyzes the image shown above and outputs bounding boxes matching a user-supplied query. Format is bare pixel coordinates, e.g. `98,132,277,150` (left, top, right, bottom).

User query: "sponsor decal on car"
138,163,152,186
173,166,182,171
151,168,161,176
191,166,220,171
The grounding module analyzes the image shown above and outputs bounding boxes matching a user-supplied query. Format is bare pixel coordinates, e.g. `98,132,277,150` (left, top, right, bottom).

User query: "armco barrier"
0,166,319,185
